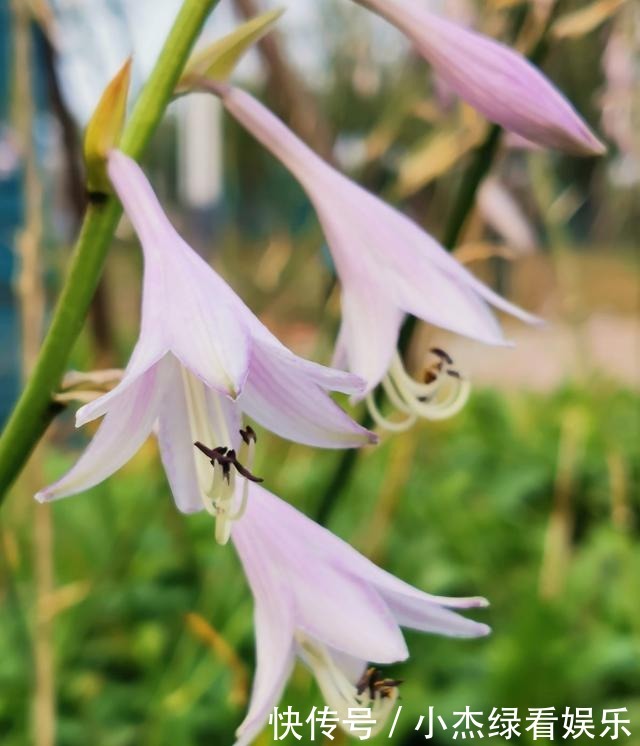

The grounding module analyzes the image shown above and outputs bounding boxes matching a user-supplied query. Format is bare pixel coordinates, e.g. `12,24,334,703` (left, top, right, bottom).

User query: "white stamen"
366,391,417,432
181,368,251,545
229,435,255,522
296,633,399,739
214,467,236,545
366,349,471,431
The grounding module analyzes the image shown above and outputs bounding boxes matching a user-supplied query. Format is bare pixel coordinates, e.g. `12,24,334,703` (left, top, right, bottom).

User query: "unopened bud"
84,57,132,196
176,8,284,93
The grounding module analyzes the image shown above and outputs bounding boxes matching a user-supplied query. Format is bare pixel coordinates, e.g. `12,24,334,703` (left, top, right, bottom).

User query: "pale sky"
51,0,405,124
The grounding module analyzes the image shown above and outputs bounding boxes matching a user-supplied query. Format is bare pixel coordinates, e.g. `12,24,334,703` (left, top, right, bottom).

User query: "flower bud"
176,8,284,93
83,57,132,196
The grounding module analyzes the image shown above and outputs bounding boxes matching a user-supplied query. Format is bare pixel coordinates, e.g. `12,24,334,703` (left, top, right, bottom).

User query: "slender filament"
366,349,471,431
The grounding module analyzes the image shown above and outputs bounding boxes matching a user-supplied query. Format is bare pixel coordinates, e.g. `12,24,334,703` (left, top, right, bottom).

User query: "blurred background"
0,0,638,744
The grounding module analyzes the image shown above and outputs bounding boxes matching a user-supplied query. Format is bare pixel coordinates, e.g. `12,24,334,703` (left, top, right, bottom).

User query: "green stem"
0,0,221,500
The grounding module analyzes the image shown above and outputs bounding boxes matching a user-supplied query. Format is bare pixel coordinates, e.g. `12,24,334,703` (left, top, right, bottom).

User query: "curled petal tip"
34,489,50,504
568,127,607,157
471,596,490,608
584,135,608,158
344,373,369,396
344,427,379,448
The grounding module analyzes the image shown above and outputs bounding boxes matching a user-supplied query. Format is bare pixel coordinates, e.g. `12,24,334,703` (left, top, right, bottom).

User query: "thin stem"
0,0,222,501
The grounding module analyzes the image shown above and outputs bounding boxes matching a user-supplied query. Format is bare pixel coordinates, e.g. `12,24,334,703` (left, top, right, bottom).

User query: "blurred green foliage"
0,383,637,745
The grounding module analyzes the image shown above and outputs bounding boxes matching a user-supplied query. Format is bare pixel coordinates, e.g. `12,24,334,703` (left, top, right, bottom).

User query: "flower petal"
107,150,251,397
243,485,408,664
292,564,408,664
337,284,406,394
251,337,367,396
321,176,533,342
155,358,202,514
217,88,539,384
358,0,605,156
240,343,376,448
478,177,537,255
383,592,491,638
232,519,296,745
76,342,167,427
218,85,328,191
36,361,168,502
162,244,251,398
329,650,368,686
246,483,490,641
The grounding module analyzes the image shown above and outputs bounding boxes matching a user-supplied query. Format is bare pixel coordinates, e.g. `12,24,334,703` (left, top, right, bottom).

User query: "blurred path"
427,312,639,391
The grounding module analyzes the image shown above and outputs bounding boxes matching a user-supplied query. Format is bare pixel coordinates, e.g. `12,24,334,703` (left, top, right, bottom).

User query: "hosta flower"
210,84,540,431
36,151,375,544
355,0,605,156
231,481,490,745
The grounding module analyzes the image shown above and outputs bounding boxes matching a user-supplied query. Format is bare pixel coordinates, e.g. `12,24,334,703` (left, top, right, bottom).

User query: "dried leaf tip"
84,58,132,197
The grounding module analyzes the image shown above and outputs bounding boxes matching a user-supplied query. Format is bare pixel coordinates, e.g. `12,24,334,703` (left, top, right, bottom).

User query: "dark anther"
447,369,461,379
356,667,403,700
194,441,217,459
194,441,264,484
423,370,438,384
373,677,404,699
430,347,454,365
356,667,377,697
233,461,263,483
240,426,257,445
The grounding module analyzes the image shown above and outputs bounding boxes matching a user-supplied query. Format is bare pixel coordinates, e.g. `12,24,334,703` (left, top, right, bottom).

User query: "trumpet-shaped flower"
211,84,540,430
231,482,490,745
36,151,375,543
355,0,605,156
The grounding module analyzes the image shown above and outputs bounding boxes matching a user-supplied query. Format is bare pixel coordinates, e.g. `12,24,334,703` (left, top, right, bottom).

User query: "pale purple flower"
601,22,639,186
231,482,489,745
212,84,540,431
355,0,605,157
36,151,375,543
477,176,537,255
